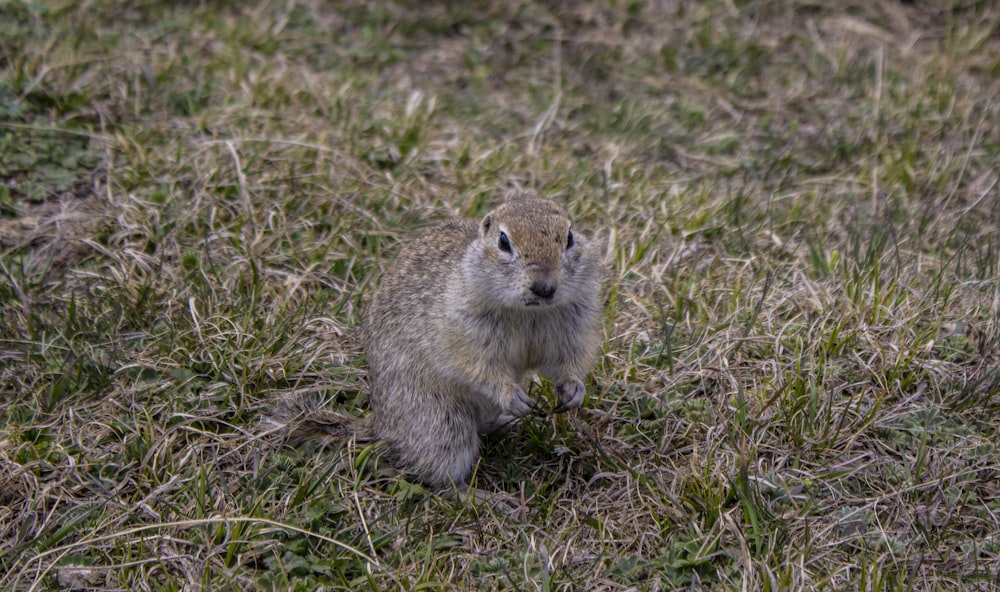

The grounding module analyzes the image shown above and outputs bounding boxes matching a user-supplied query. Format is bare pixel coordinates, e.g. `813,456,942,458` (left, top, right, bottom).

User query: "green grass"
2,0,999,590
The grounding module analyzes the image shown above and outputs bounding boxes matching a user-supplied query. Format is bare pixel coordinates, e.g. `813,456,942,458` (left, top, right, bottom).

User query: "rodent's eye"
498,231,512,253
566,230,574,250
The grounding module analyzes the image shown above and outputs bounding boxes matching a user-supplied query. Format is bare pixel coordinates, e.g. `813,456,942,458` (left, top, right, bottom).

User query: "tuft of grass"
2,0,999,590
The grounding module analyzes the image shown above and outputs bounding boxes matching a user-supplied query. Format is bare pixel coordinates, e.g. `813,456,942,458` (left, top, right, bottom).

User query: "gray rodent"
284,196,603,488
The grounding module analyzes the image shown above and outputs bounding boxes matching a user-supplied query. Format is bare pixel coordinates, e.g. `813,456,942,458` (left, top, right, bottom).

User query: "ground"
1,0,999,590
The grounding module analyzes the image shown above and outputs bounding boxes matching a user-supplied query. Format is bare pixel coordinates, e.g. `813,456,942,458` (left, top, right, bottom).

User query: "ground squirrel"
288,196,603,488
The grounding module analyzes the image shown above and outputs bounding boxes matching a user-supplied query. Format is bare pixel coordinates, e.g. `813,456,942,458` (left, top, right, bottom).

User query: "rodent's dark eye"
566,230,574,250
498,231,512,253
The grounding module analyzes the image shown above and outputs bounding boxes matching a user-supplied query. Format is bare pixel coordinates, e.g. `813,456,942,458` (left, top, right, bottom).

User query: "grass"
1,0,998,589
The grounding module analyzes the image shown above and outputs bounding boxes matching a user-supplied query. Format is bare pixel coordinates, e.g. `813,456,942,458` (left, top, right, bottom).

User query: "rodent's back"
362,219,476,356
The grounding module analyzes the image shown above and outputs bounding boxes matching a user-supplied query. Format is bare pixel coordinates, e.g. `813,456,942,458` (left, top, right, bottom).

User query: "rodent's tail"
267,396,373,444
289,409,372,441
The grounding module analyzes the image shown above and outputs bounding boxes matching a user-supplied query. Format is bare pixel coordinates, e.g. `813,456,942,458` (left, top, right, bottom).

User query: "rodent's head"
473,198,596,308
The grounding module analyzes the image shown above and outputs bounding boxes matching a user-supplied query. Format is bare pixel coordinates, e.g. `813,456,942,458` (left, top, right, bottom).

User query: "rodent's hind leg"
389,432,480,489
378,395,483,489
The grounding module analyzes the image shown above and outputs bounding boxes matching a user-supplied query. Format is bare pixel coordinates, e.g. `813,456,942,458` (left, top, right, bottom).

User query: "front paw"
508,386,539,417
554,380,585,413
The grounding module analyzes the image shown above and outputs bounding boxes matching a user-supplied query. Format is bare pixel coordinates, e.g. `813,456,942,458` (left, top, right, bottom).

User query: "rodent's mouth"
522,298,554,307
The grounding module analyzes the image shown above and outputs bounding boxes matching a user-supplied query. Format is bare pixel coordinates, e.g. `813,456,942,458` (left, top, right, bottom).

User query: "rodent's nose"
530,279,557,300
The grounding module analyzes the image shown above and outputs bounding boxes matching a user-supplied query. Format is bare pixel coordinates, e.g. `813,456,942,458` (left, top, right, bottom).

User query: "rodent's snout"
525,262,559,304
529,278,557,300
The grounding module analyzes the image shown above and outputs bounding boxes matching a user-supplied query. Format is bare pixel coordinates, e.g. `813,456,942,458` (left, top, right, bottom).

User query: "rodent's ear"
481,214,493,235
